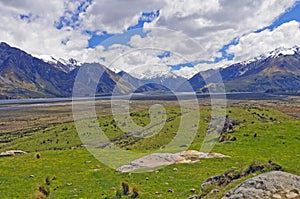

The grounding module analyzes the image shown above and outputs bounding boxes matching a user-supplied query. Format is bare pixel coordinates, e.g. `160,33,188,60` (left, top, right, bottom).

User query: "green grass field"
0,104,300,198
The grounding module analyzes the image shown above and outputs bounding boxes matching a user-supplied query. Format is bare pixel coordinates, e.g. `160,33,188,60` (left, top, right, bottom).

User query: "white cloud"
148,0,296,49
80,0,165,34
0,0,298,79
129,29,209,61
173,59,235,79
228,20,300,62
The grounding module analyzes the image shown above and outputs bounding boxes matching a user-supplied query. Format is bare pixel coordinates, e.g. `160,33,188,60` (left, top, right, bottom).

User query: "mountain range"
188,46,300,93
0,42,300,99
0,42,168,99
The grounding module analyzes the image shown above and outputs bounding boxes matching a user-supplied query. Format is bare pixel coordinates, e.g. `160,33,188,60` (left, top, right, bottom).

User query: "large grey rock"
222,171,300,199
116,150,230,173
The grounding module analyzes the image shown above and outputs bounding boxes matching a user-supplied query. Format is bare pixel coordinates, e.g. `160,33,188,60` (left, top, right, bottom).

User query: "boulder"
116,150,230,173
222,171,300,199
0,150,27,157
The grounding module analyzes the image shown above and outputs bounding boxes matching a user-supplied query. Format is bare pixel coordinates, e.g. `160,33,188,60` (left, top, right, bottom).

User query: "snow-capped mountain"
0,42,160,99
240,46,300,66
188,45,300,93
134,70,187,91
2,41,300,99
214,46,300,79
123,66,187,91
35,54,81,73
128,66,178,80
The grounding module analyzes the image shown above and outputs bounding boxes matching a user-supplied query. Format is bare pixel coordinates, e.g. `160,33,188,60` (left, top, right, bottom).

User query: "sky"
0,0,300,79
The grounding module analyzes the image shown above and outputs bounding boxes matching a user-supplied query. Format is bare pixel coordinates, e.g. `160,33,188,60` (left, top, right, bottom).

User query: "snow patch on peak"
36,55,57,63
57,57,82,67
270,46,299,57
120,64,180,80
34,54,81,73
131,69,179,80
108,67,121,74
240,46,300,66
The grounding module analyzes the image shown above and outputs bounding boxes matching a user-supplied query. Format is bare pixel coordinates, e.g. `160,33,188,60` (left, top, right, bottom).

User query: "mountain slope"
188,46,300,93
0,42,76,98
0,42,141,98
36,55,81,73
117,71,171,93
141,75,187,92
2,42,300,98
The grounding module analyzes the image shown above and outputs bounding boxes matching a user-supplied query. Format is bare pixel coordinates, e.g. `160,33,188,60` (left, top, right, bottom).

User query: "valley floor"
1,96,300,198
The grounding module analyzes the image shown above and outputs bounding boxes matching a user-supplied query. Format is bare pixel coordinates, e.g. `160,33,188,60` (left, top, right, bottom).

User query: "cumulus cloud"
0,0,298,78
228,20,300,62
146,0,297,54
173,59,235,79
80,0,165,33
0,0,73,58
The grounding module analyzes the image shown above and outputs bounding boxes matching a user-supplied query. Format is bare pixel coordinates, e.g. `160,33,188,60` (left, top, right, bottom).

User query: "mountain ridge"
1,42,300,99
188,45,300,93
0,42,173,99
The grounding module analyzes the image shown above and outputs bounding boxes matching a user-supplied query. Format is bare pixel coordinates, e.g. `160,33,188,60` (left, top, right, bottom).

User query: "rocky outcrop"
116,150,230,173
222,171,300,199
0,150,27,157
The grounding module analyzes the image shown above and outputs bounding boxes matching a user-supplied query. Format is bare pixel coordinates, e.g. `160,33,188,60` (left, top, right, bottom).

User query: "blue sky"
87,10,159,49
56,1,299,70
1,0,300,78
171,1,300,69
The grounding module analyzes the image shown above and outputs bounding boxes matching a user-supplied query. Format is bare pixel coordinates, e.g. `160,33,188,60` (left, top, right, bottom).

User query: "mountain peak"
240,46,300,66
0,42,10,48
269,46,300,58
35,54,81,73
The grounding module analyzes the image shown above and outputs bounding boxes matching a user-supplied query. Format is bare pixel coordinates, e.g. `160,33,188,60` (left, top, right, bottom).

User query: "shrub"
33,192,47,199
45,177,50,185
267,160,283,171
219,134,227,142
224,170,241,181
230,136,237,141
39,185,50,197
35,153,41,159
115,190,122,199
122,182,129,195
131,187,139,198
243,160,265,176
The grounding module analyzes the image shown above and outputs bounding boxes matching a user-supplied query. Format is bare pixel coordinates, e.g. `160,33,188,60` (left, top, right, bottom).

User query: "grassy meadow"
0,98,300,198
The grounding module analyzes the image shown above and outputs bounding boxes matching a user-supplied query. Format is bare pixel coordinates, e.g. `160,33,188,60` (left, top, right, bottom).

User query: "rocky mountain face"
0,42,144,99
188,46,300,93
0,42,76,98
